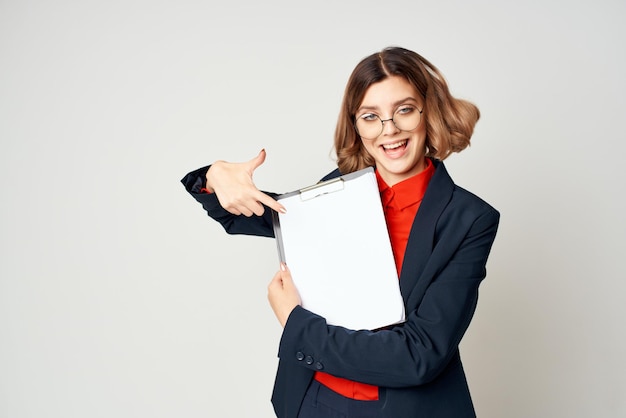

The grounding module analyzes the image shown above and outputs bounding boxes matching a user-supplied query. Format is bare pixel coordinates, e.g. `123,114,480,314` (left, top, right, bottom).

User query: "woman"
181,46,499,418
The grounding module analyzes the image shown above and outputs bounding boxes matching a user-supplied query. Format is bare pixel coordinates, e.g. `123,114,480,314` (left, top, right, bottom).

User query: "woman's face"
357,76,427,186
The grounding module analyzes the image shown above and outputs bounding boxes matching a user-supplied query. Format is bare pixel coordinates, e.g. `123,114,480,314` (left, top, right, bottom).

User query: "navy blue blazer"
181,159,499,418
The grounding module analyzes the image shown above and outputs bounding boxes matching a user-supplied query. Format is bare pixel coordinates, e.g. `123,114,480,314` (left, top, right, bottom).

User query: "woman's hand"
268,263,301,327
205,149,286,216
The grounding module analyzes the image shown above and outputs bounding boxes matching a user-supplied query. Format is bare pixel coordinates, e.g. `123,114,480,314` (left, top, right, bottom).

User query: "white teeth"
382,140,407,150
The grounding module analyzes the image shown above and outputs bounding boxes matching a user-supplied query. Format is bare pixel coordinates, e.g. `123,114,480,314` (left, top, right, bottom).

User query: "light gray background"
1,1,625,417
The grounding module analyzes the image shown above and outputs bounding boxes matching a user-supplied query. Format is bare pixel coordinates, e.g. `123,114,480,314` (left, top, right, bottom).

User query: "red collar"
375,158,435,210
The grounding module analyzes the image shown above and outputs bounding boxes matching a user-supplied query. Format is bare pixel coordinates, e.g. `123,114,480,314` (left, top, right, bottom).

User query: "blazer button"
296,351,305,361
315,361,324,370
305,355,314,365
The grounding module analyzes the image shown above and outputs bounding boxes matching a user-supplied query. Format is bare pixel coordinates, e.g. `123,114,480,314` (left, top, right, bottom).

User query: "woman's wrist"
204,162,224,193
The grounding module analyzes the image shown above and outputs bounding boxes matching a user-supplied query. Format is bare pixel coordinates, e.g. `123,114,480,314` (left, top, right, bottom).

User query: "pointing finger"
255,191,287,215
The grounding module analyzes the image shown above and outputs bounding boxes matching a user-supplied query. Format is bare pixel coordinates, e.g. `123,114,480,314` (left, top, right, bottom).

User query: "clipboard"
272,167,405,330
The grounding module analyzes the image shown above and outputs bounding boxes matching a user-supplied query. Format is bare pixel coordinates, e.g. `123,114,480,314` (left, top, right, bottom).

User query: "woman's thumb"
249,148,267,171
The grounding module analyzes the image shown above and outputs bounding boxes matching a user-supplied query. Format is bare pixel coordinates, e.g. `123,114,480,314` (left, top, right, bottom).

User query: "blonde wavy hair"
334,47,480,174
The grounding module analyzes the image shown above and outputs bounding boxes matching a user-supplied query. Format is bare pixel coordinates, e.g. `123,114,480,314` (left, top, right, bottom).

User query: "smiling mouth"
382,139,408,151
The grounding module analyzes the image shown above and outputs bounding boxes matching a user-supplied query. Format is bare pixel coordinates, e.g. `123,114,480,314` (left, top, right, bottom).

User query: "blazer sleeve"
277,205,500,388
180,165,277,237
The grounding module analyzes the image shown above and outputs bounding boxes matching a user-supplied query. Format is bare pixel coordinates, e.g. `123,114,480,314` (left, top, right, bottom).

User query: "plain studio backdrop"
1,1,624,417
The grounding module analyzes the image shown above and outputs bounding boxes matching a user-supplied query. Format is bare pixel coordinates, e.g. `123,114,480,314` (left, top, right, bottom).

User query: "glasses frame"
354,107,423,140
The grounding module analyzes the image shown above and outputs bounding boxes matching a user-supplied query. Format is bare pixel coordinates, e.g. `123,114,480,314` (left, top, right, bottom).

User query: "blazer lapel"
399,160,454,307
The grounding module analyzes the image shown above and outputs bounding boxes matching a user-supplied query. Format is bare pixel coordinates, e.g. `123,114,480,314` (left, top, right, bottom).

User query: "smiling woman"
356,76,428,186
181,46,499,418
334,48,480,177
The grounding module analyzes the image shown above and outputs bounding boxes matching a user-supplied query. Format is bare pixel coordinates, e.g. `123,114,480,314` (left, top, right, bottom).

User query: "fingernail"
280,262,286,271
279,207,287,214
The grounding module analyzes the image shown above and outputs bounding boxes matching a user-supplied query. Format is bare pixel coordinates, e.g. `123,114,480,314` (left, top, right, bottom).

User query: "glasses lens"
355,106,421,140
393,106,421,132
355,114,382,140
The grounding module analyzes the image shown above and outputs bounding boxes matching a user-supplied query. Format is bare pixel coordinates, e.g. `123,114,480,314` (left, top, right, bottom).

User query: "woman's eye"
360,113,378,122
396,106,415,115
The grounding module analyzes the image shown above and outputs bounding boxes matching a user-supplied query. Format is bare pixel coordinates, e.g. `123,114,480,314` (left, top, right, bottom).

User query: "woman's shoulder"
447,187,500,238
452,184,498,216
319,168,342,182
428,160,498,217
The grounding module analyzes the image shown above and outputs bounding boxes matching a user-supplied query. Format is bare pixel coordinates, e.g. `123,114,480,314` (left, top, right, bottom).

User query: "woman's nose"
381,118,400,135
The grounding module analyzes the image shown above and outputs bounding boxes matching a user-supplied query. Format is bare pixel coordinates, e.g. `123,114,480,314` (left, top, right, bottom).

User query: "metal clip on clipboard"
299,177,344,201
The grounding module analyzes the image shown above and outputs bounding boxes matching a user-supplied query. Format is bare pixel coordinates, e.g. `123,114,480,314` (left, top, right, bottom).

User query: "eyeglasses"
354,106,423,140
